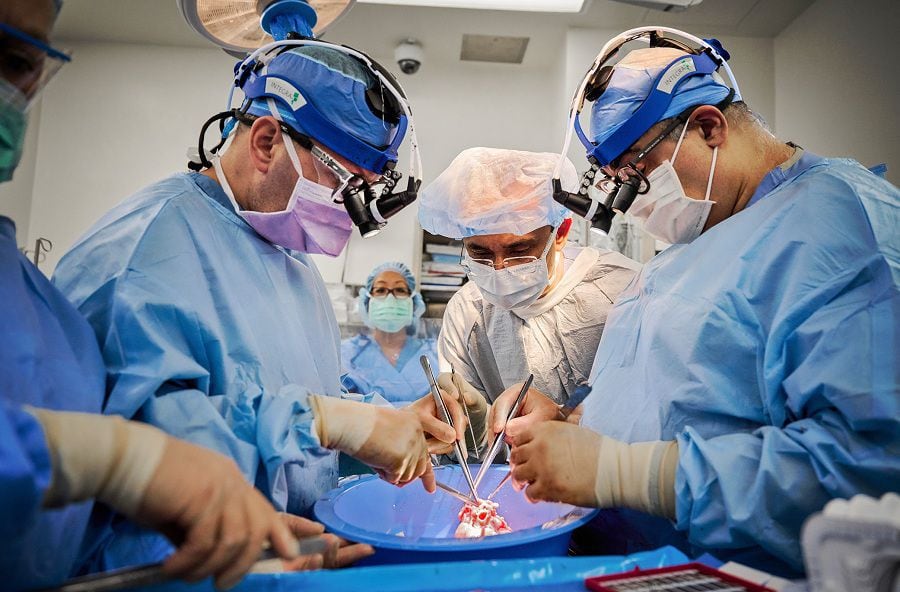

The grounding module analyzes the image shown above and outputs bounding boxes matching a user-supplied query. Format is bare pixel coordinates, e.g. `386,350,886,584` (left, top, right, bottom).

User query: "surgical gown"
341,334,438,404
581,153,900,575
0,216,105,590
53,172,343,571
439,246,639,403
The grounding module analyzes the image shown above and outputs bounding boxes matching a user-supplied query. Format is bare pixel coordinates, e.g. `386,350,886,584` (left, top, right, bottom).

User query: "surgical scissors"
420,356,481,502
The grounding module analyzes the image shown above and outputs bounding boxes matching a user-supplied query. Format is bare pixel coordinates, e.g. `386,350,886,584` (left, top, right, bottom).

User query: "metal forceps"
472,374,533,491
420,355,481,502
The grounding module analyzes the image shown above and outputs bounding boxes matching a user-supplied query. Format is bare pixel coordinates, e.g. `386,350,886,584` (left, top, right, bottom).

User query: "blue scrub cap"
358,261,426,329
590,47,741,148
418,148,577,239
244,46,395,149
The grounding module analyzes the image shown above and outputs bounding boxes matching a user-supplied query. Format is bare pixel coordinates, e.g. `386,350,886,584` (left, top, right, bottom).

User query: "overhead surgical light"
178,0,355,56
180,0,423,239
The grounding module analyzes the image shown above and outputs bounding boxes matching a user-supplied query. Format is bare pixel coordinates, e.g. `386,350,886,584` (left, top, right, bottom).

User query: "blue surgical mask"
368,294,414,333
0,79,28,183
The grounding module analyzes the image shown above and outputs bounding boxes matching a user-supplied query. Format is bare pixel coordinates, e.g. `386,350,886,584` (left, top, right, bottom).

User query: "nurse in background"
342,262,438,405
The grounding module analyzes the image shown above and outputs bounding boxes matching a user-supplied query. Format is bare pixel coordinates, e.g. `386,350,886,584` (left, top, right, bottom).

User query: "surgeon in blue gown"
342,262,438,405
1,3,342,589
53,40,449,572
493,31,899,577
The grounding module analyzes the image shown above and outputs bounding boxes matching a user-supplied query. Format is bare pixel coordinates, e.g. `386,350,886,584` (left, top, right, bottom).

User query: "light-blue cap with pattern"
590,46,741,148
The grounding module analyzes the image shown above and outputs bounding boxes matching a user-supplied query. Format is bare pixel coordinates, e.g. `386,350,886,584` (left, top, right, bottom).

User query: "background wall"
774,0,899,185
5,0,897,276
12,40,559,279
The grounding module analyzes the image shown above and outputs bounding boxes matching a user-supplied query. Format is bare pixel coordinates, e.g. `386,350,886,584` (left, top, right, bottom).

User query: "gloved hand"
257,514,374,572
310,396,435,492
489,384,560,449
407,385,468,457
437,372,489,457
508,421,678,518
29,409,303,590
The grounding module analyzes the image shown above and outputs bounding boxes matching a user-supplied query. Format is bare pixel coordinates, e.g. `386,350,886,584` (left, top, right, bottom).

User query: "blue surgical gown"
53,172,343,571
341,334,438,404
581,153,900,575
0,216,105,590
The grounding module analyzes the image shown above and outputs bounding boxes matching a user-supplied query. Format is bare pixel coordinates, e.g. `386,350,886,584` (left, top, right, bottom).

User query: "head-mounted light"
551,26,740,233
189,37,423,239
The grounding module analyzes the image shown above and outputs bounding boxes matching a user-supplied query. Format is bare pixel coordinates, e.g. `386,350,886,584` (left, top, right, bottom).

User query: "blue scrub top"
54,172,344,572
581,154,900,576
341,333,438,404
0,216,106,590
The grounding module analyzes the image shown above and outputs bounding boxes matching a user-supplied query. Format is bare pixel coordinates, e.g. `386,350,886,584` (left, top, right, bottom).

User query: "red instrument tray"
585,562,775,591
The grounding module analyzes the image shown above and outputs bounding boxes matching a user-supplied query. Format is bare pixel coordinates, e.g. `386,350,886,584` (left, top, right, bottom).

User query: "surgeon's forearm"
594,438,678,519
27,408,167,516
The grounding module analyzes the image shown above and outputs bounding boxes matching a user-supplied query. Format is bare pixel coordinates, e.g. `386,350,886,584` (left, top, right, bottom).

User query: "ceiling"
54,0,814,68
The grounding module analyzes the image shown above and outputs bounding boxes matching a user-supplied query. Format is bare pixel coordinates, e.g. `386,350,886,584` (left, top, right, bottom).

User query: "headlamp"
551,27,740,233
189,36,423,238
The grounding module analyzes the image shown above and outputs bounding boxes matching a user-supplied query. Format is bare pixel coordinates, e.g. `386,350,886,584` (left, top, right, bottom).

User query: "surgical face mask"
213,128,353,256
0,80,28,183
368,294,414,333
628,123,717,244
464,230,556,310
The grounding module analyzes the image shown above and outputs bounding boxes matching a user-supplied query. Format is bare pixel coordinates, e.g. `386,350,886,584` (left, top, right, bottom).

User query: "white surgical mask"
628,122,717,245
465,230,556,310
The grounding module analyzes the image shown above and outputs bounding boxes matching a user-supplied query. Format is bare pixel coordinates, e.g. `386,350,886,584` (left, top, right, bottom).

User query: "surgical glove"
437,372,489,457
407,386,468,457
261,515,374,572
490,384,560,449
311,395,436,492
509,421,678,519
29,409,302,590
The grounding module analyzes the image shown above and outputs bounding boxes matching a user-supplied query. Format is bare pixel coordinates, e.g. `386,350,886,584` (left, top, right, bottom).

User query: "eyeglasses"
0,23,71,106
370,286,411,299
461,230,555,275
234,111,372,202
461,255,541,275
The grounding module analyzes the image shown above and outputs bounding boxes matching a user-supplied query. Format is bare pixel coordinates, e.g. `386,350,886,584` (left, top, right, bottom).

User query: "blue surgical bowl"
313,464,598,566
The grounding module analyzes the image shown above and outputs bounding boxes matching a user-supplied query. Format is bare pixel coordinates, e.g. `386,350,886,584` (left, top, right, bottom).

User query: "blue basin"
314,464,598,566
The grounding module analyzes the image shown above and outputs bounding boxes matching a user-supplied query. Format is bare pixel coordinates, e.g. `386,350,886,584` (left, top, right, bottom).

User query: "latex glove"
407,385,468,457
508,421,678,518
29,409,302,590
437,372,489,457
271,514,374,572
489,384,560,450
311,396,435,492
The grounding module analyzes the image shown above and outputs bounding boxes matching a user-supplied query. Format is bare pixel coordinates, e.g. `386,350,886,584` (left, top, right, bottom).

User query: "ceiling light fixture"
357,0,585,13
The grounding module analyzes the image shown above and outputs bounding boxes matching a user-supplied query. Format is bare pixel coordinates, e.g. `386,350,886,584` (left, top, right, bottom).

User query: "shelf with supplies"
420,231,466,314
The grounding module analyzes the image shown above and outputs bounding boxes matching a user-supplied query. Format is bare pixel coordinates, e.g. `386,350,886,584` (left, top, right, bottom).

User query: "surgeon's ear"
691,105,728,149
247,116,282,173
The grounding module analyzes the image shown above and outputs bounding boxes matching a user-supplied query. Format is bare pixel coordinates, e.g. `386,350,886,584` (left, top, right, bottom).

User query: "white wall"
27,42,234,273
19,40,559,280
774,0,899,186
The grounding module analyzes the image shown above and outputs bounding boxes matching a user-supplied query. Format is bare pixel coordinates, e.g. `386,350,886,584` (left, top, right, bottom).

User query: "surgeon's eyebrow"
506,238,538,251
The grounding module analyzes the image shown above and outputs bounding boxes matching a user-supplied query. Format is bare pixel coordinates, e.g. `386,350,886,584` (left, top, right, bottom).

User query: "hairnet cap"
358,261,426,328
590,46,741,151
244,46,395,149
418,148,577,239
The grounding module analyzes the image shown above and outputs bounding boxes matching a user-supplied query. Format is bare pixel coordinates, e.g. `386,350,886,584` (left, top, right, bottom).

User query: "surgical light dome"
178,0,355,54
